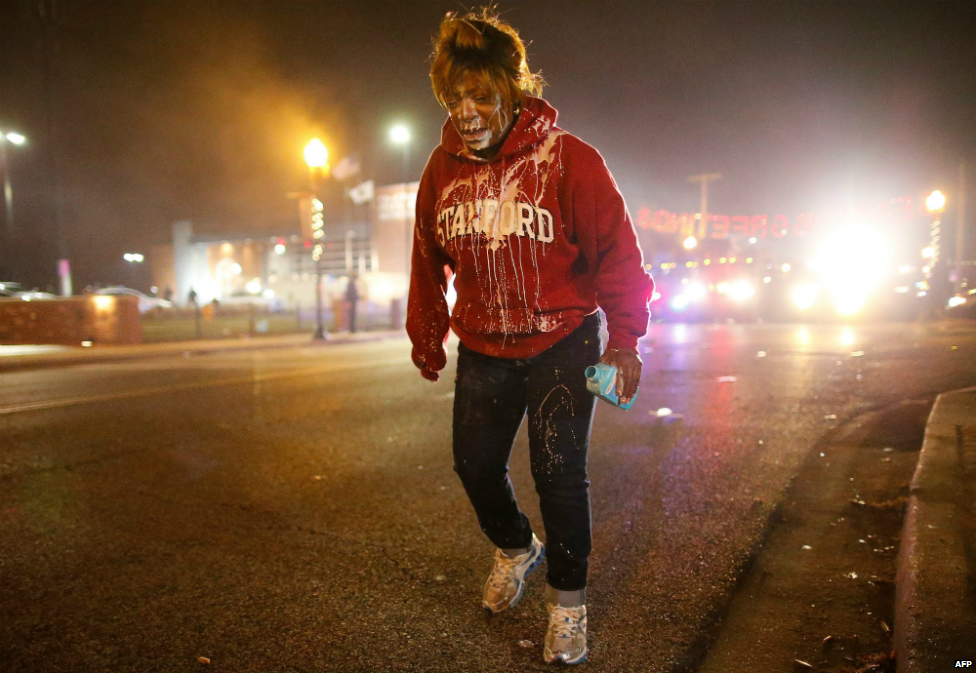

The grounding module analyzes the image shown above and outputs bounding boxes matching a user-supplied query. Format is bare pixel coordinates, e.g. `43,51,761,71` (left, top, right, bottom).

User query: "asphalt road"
1,323,975,672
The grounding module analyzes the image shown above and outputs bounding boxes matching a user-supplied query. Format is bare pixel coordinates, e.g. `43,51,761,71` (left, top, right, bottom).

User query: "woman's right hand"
412,345,446,382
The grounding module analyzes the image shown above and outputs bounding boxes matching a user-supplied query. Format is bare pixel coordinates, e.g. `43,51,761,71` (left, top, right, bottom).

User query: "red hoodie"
407,96,654,376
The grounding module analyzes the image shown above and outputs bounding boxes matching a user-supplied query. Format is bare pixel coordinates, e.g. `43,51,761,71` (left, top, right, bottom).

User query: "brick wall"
0,296,142,346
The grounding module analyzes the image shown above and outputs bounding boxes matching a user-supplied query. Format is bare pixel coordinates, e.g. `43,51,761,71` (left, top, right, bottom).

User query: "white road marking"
0,357,412,416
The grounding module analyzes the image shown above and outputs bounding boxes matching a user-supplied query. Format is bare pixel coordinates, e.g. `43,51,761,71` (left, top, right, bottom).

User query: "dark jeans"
452,313,601,592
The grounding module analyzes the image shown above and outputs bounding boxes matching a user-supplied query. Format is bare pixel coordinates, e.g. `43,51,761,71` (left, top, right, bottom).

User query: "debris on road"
197,656,211,665
518,640,534,649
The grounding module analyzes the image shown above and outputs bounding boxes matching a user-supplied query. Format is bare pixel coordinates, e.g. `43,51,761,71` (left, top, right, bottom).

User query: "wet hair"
429,7,544,111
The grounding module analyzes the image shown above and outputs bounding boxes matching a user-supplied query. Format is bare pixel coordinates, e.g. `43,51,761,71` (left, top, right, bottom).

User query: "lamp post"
0,129,26,237
304,138,329,341
925,190,948,311
123,252,144,290
956,164,967,297
390,124,411,277
688,173,723,240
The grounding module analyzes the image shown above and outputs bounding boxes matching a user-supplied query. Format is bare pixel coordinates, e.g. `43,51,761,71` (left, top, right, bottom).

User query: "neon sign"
635,196,916,240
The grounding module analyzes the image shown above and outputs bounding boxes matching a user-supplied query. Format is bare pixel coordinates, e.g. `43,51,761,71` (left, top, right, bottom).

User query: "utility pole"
957,162,967,294
688,173,723,240
39,0,71,295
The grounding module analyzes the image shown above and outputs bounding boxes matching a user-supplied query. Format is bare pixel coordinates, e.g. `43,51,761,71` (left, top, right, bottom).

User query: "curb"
0,331,407,374
895,386,976,672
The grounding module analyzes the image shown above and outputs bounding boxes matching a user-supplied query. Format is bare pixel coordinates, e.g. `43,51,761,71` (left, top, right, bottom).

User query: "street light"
390,124,411,298
123,252,144,289
926,190,946,214
304,138,328,169
390,124,410,146
305,138,330,341
0,128,27,238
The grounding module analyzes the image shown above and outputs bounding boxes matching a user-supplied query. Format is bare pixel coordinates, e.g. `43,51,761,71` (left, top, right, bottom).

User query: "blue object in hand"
585,363,638,410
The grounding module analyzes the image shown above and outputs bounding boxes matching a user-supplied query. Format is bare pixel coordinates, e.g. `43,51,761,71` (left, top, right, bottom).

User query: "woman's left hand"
599,347,642,405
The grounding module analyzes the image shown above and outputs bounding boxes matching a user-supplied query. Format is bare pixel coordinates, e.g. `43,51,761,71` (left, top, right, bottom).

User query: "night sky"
1,0,974,290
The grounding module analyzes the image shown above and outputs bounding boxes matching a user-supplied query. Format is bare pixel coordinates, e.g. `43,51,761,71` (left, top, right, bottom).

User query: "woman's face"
445,72,516,157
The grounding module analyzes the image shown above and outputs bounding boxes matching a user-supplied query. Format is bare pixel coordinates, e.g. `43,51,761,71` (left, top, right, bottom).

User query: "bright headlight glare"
687,282,706,301
728,280,755,302
836,294,868,316
815,228,888,315
792,285,817,310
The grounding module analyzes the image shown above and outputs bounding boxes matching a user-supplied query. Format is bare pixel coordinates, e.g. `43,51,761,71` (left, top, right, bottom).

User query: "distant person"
345,273,360,333
164,286,173,302
406,8,653,665
187,288,198,306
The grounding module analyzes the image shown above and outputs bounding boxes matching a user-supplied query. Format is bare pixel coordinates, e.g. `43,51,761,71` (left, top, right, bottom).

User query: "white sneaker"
482,534,545,614
544,603,588,665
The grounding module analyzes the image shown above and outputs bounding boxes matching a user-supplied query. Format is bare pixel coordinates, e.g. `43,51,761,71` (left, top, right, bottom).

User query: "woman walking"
407,8,653,664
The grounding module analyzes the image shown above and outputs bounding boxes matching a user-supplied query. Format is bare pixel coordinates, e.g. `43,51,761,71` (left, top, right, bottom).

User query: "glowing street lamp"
391,124,412,288
304,138,328,169
304,138,330,341
390,123,411,179
390,124,410,145
925,190,946,214
923,190,946,298
0,128,27,237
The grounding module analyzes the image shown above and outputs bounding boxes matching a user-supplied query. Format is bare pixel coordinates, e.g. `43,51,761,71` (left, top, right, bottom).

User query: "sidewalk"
895,385,976,672
0,330,407,374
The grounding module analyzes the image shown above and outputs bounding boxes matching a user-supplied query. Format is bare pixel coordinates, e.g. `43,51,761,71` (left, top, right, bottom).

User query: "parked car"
93,286,172,314
0,281,58,300
219,290,285,312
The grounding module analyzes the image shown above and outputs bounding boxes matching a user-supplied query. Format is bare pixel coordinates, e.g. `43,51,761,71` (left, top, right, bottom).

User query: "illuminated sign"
636,196,916,240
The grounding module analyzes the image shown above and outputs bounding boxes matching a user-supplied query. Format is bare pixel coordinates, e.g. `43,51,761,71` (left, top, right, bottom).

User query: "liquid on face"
445,73,516,158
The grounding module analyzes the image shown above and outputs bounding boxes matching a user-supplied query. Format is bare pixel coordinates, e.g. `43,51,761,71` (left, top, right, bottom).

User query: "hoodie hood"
439,96,559,162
